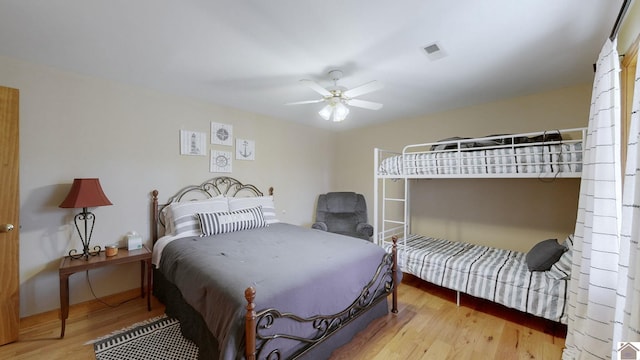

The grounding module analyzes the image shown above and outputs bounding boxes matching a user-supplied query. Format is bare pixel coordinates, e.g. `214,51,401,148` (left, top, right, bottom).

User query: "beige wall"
0,55,335,317
335,84,591,252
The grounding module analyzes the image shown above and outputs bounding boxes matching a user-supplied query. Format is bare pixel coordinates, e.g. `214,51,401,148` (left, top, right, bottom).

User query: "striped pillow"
562,234,574,250
228,196,279,225
546,250,572,280
196,206,266,236
547,235,574,280
169,197,229,237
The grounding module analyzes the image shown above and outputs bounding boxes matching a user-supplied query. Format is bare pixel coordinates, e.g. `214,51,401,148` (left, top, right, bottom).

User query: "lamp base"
68,208,101,260
68,245,101,260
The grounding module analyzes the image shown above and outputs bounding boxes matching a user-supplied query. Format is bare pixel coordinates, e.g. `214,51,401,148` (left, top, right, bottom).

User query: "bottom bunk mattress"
155,223,394,360
387,234,568,324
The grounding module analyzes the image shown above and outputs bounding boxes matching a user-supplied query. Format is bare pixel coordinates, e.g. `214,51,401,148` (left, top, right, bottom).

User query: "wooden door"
0,86,19,345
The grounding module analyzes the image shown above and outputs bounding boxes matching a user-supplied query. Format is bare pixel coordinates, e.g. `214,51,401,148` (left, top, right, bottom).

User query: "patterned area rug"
90,315,199,360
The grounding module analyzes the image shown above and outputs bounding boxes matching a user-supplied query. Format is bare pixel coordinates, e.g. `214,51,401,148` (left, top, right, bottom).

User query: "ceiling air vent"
422,42,446,61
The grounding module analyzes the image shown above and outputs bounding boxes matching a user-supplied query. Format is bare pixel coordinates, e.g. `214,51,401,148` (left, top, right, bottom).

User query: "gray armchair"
312,192,373,241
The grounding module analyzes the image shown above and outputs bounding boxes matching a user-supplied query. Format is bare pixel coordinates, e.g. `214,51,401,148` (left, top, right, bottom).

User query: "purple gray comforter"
158,223,389,360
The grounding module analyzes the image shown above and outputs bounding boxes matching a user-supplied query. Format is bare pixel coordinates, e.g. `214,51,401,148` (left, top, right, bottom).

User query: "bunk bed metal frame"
373,127,586,318
374,127,586,247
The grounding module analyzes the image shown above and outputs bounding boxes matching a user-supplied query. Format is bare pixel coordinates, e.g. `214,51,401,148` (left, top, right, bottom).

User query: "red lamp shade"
59,178,113,209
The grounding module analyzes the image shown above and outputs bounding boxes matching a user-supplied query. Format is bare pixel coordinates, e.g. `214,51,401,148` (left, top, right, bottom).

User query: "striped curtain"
562,38,623,359
613,43,640,353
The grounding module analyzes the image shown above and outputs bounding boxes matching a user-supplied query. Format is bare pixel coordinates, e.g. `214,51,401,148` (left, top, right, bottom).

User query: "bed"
383,234,572,324
373,128,584,324
151,177,398,360
376,128,585,178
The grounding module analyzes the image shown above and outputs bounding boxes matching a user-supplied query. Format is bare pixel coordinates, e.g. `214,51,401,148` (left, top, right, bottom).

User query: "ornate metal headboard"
151,176,273,244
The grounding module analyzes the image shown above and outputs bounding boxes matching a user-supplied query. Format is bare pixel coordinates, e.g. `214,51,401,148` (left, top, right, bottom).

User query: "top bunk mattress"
377,128,585,178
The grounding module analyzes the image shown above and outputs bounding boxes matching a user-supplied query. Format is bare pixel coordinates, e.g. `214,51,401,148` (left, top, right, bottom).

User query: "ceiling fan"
286,70,383,122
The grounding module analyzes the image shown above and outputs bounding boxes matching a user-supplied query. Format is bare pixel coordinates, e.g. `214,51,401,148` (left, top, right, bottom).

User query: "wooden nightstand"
58,245,152,338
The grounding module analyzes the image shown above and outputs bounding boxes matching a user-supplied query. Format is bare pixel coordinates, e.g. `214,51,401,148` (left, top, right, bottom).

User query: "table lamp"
59,178,113,260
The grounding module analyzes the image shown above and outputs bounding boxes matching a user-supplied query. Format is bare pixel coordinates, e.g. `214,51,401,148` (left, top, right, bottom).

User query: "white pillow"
162,195,227,234
168,197,229,237
160,206,174,235
196,206,266,236
228,196,279,225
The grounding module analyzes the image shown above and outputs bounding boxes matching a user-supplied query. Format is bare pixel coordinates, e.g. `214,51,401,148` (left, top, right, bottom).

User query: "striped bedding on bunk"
386,234,568,324
378,143,582,176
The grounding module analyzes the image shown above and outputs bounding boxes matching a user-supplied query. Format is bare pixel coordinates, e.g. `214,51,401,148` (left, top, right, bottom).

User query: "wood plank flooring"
0,274,566,359
0,289,166,360
331,274,566,359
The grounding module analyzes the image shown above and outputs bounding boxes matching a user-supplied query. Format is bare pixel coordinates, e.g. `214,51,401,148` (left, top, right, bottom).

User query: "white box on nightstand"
126,232,143,251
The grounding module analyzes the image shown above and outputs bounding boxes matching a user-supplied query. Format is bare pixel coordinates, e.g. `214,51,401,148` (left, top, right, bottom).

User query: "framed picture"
211,122,233,146
235,138,255,160
210,150,232,173
180,130,206,156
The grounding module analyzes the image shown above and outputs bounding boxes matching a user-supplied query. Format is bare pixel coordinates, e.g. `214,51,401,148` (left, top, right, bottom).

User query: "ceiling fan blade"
345,99,383,110
300,79,332,97
285,99,325,105
343,80,383,98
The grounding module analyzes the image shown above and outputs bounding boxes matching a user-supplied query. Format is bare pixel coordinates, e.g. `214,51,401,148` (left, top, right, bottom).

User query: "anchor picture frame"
235,138,255,160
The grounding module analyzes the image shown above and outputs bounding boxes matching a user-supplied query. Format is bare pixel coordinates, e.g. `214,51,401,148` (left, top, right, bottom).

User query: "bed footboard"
245,237,398,360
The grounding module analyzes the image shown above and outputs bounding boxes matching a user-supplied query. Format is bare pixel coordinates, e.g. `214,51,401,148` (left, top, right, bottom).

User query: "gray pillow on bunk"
525,239,567,271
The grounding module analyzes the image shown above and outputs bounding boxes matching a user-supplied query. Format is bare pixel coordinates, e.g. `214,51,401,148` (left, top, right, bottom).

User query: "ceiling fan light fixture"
333,102,349,122
318,104,333,120
294,69,383,123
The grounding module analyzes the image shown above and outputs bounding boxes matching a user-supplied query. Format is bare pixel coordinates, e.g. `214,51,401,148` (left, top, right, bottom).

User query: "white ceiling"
0,1,624,131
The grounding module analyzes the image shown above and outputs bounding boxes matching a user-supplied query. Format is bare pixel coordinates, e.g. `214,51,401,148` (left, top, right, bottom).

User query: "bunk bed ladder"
382,186,407,233
374,192,407,266
385,181,407,265
375,180,397,242
374,148,409,268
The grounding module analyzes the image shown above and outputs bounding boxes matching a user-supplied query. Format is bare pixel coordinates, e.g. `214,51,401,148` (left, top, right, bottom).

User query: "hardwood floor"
331,274,566,359
0,274,566,360
0,289,166,360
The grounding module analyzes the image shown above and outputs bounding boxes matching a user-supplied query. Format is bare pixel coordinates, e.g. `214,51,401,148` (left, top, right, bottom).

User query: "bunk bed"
151,177,398,360
373,127,585,324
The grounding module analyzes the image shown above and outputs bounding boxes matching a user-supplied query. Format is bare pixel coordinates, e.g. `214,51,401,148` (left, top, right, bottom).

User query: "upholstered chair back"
312,192,373,241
